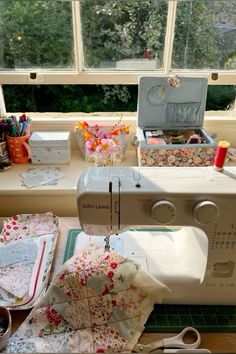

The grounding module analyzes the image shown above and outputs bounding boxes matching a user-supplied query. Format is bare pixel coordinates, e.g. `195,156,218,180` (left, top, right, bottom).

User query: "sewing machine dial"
151,200,176,224
193,201,219,224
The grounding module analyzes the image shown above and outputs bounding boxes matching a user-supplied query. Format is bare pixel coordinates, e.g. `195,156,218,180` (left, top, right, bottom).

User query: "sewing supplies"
1,114,32,164
1,114,31,138
136,76,217,167
147,137,167,145
145,129,205,146
133,327,203,353
214,140,230,171
186,134,202,144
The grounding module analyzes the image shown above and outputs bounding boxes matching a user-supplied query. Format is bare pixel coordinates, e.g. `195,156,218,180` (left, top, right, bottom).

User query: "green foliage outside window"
0,0,74,69
173,1,221,69
80,0,167,68
0,0,235,111
3,84,235,113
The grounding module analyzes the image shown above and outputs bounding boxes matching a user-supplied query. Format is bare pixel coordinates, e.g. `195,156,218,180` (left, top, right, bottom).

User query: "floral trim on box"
138,147,216,167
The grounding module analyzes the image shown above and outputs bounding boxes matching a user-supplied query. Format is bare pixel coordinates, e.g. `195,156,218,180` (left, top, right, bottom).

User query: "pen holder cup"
6,133,32,164
0,306,12,351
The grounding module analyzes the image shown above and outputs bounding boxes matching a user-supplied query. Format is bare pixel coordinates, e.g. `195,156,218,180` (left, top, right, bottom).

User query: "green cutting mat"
64,229,236,332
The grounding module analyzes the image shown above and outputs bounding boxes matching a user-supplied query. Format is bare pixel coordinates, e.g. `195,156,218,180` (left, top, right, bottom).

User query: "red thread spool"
214,140,230,171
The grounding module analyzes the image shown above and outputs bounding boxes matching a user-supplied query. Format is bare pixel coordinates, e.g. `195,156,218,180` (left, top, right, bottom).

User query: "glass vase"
95,151,114,167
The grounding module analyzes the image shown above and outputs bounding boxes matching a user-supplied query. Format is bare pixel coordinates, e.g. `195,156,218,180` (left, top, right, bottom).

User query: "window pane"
80,0,168,70
172,0,236,70
0,0,75,70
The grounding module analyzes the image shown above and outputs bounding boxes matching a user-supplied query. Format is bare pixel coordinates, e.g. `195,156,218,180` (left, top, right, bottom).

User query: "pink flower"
85,139,96,154
108,271,114,278
59,274,65,280
110,262,117,269
102,287,109,295
80,278,86,286
78,121,129,158
45,305,62,326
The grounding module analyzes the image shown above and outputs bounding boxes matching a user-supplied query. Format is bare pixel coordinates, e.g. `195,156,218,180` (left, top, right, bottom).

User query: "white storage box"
29,131,71,164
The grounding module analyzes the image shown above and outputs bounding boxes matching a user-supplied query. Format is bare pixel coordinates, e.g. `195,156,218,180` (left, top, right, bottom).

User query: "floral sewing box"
136,76,217,167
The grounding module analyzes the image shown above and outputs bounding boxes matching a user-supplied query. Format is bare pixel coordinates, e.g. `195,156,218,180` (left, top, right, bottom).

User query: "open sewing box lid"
137,76,208,130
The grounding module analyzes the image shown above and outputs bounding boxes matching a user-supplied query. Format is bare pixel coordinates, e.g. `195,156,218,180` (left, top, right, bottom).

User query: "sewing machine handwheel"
151,200,176,224
193,201,219,224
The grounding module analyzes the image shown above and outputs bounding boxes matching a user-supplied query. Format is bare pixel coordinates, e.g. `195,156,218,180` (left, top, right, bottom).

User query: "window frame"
0,0,235,85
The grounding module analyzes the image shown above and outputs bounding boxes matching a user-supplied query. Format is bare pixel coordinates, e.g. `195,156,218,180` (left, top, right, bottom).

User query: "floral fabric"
0,213,59,309
0,265,32,298
138,146,216,167
4,242,168,353
0,212,58,244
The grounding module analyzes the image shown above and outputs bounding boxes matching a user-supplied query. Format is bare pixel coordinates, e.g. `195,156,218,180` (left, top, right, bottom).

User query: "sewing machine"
77,166,236,305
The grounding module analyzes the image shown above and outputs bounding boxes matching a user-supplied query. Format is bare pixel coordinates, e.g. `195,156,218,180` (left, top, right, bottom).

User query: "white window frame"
0,0,235,85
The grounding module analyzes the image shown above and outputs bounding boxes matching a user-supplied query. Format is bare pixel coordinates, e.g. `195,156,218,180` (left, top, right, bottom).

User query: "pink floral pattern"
0,213,59,309
0,212,58,243
4,242,168,353
138,146,216,167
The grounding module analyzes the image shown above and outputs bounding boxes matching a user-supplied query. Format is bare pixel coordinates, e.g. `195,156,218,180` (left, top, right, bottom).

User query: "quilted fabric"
4,242,168,353
0,213,59,309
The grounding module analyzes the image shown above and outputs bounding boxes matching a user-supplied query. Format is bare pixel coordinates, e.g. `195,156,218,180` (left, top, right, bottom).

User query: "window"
0,0,235,85
0,0,74,70
173,0,236,71
80,0,168,71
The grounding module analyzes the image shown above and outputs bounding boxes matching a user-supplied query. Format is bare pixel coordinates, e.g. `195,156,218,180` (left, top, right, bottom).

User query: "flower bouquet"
75,121,129,165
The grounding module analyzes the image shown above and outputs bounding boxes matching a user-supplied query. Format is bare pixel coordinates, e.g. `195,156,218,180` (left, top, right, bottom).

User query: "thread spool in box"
214,140,230,172
6,132,32,164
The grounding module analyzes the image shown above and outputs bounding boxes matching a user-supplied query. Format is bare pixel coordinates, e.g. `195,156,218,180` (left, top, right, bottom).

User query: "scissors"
133,327,211,353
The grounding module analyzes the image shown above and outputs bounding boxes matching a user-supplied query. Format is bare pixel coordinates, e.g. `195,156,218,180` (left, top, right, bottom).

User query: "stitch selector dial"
193,201,219,224
151,200,176,224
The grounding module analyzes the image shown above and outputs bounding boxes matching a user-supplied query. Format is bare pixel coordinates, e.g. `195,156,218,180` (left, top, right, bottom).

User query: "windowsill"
0,149,137,195
0,149,137,217
1,110,236,216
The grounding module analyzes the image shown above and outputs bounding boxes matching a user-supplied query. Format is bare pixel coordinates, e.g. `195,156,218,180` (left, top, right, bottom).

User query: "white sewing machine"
77,166,236,305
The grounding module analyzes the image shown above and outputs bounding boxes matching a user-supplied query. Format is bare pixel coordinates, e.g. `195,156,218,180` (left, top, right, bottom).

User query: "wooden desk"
9,217,236,352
